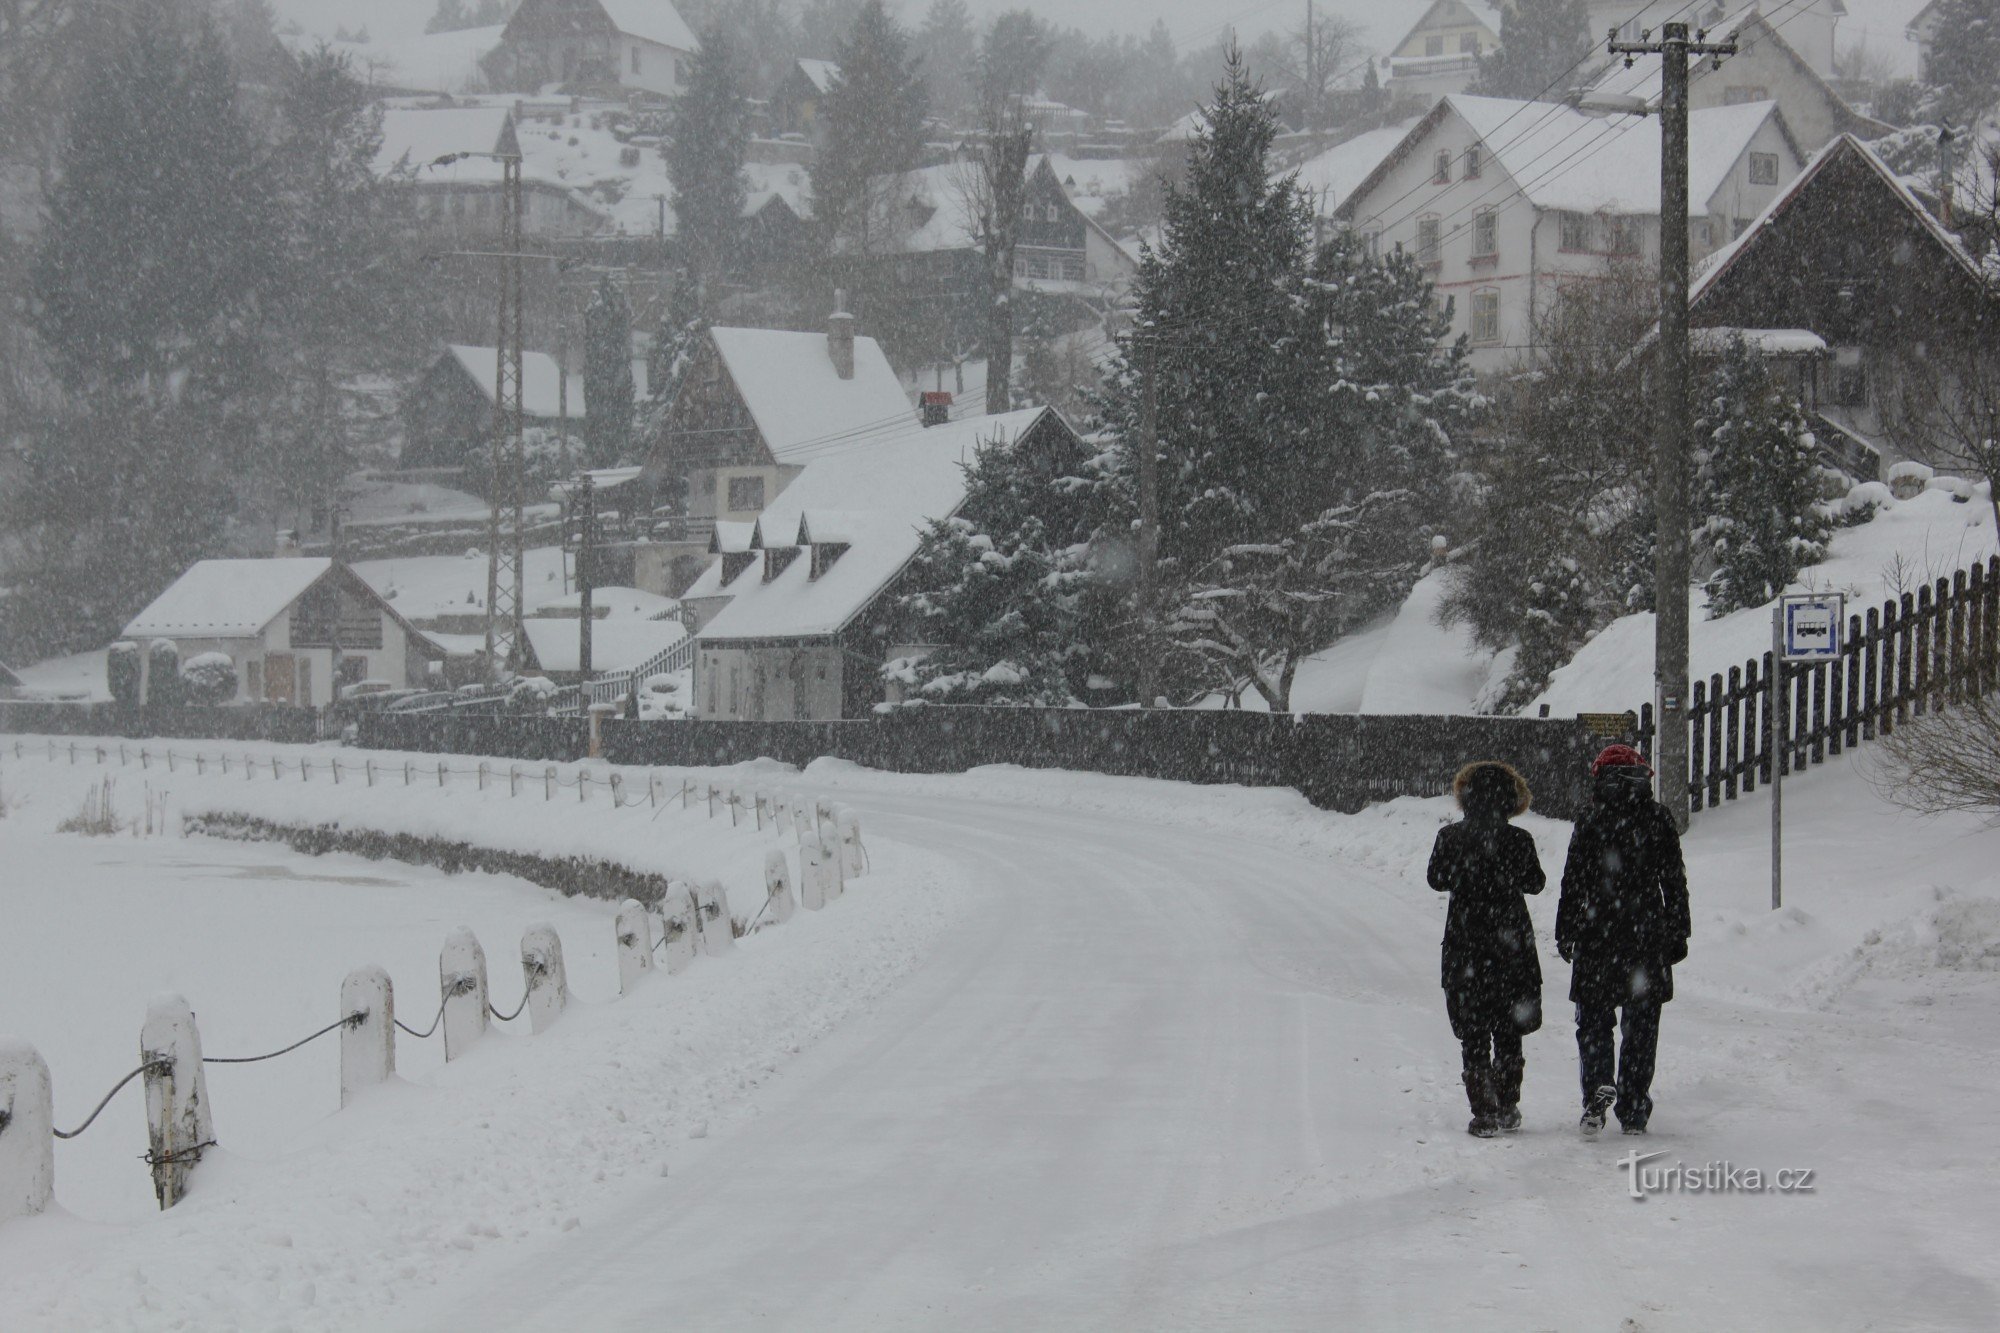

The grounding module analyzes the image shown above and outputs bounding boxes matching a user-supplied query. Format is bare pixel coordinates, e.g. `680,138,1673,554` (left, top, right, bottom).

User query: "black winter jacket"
1427,815,1546,1039
1556,774,1691,1007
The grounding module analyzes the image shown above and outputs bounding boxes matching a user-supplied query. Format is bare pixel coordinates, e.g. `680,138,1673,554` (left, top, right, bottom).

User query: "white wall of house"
621,37,689,98
1680,24,1856,152
137,606,422,709
695,642,844,720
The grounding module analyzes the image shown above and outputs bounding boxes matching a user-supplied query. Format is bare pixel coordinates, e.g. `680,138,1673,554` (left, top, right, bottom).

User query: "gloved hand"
1557,940,1575,964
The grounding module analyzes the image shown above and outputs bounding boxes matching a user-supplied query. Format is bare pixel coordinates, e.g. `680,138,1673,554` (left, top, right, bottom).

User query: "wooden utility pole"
1609,20,1736,831
1136,334,1160,708
577,472,595,680
485,151,528,679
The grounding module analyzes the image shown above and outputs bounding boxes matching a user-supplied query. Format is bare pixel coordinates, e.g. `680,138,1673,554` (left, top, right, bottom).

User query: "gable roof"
598,0,698,52
520,615,688,674
1336,94,1791,220
374,106,516,177
796,58,841,94
1393,0,1505,50
1290,117,1426,216
446,345,587,420
123,559,336,640
1583,10,1894,140
707,326,910,463
848,156,1072,255
696,407,1065,642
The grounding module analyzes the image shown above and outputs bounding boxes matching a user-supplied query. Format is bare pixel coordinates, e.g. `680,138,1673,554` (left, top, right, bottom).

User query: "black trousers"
1460,1028,1523,1069
1575,997,1662,1127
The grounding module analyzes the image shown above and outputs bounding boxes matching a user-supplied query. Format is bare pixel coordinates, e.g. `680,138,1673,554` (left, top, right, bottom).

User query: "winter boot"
1493,1057,1526,1133
1580,1083,1617,1138
1463,1065,1501,1138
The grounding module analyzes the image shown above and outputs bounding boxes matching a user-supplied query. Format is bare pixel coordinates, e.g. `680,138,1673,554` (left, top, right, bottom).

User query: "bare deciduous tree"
1873,693,2000,820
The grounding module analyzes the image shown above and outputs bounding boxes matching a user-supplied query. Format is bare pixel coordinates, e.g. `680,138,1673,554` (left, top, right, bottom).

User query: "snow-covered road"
397,774,2000,1332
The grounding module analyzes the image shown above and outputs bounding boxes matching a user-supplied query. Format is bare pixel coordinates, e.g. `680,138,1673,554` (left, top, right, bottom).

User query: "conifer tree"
1470,0,1591,100
583,277,635,469
811,1,928,254
665,23,749,301
1919,0,2000,127
1695,339,1831,616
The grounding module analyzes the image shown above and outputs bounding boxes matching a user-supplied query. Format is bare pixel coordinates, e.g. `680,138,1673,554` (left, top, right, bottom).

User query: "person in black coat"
1556,744,1691,1136
1427,761,1546,1138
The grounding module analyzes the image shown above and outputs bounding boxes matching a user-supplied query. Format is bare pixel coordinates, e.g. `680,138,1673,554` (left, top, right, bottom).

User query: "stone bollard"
656,884,699,974
789,798,809,838
614,899,654,995
763,847,796,926
339,967,395,1107
799,824,828,912
0,1038,55,1221
816,806,845,903
141,994,214,1210
837,806,867,878
775,797,794,834
440,928,490,1061
693,880,735,955
521,925,567,1035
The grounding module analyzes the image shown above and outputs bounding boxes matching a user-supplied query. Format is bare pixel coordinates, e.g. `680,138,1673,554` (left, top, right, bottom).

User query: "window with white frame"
1416,215,1441,264
1559,210,1592,251
1465,144,1482,179
1692,217,1714,248
1473,209,1498,258
1470,289,1500,343
1425,35,1444,56
1433,150,1452,184
1608,215,1640,254
1748,151,1780,184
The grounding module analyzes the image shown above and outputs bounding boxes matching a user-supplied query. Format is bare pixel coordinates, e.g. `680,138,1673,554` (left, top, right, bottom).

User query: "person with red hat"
1556,743,1690,1136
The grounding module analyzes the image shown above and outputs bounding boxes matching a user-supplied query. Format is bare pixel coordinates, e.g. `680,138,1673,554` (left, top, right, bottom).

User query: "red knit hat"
1592,743,1652,777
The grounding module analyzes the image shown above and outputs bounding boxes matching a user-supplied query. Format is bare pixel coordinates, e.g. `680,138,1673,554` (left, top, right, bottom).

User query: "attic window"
1432,150,1452,184
1425,35,1444,56
810,543,850,579
722,551,756,583
1465,145,1482,179
1748,151,1780,185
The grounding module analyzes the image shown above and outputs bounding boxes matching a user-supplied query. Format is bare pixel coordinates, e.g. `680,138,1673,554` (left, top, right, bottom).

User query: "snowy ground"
2,733,1997,1329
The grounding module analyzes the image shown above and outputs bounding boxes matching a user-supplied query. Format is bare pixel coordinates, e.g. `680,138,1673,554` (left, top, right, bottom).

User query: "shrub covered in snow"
146,640,181,707
179,652,238,706
106,641,142,708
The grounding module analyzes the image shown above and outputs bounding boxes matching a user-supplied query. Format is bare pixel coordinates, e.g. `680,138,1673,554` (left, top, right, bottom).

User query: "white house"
1382,1,1506,101
485,0,698,100
1581,9,1892,155
122,560,443,708
1334,94,1804,373
683,406,1078,721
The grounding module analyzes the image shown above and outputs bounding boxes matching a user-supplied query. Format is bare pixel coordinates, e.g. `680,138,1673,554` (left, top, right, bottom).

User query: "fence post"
119,743,127,766
139,748,148,770
610,773,623,808
404,761,413,786
579,770,589,804
693,880,734,955
478,761,487,792
649,772,658,808
440,929,489,1062
97,746,106,766
0,1039,55,1222
681,779,691,810
656,885,698,975
365,759,375,788
706,784,717,818
301,758,310,782
545,766,555,801
140,994,214,1210
195,753,205,776
437,761,446,788
521,925,567,1035
837,807,867,877
509,765,519,797
614,899,653,994
763,848,796,926
166,749,175,774
331,757,340,784
339,966,394,1107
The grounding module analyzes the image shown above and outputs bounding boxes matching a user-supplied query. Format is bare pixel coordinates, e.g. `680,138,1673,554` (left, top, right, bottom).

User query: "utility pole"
484,150,528,680
1135,333,1160,708
1305,0,1316,129
576,471,595,681
1608,20,1736,831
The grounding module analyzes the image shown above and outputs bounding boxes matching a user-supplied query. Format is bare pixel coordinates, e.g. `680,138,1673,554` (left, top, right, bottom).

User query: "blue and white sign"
1780,595,1844,661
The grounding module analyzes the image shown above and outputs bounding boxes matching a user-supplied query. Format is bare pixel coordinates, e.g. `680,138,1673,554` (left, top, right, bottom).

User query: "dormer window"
810,543,850,579
763,546,801,582
721,551,756,582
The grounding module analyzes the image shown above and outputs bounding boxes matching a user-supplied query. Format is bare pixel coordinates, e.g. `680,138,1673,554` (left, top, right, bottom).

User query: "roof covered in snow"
1338,95,1792,220
375,106,515,177
281,25,502,96
707,327,911,463
796,58,841,93
695,407,1064,641
445,345,586,420
1290,119,1424,216
122,559,337,640
521,615,688,674
599,0,698,53
528,585,680,620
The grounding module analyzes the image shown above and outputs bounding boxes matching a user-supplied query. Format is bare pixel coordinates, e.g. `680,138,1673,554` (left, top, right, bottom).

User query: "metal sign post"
1771,593,1844,909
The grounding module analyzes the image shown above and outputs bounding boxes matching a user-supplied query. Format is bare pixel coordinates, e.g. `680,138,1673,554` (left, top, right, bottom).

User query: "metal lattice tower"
484,153,527,677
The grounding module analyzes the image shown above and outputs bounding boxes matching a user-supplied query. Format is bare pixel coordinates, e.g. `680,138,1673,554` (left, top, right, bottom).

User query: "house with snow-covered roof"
374,105,607,238
682,405,1079,721
121,559,443,708
771,58,840,143
1581,9,1891,156
1587,0,1846,83
1380,1,1505,101
401,344,597,470
1334,93,1803,373
1634,134,2000,479
484,0,697,100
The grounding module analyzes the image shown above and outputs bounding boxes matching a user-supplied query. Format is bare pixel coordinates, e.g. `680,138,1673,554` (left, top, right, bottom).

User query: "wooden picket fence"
1638,555,2000,813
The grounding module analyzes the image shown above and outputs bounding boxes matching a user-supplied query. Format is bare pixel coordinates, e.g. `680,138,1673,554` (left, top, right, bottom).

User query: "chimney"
827,290,855,380
920,391,952,427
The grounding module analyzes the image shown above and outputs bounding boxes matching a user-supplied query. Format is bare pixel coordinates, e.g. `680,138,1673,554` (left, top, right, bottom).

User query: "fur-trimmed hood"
1453,761,1531,817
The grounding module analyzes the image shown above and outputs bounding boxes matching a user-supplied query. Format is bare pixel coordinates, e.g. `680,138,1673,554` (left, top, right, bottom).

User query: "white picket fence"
0,737,870,1222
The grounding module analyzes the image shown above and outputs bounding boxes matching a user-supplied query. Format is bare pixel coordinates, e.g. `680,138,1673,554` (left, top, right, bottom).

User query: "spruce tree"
1696,339,1831,616
12,1,277,657
583,277,636,469
1920,0,2000,127
665,23,749,300
1470,0,1591,100
811,1,928,254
